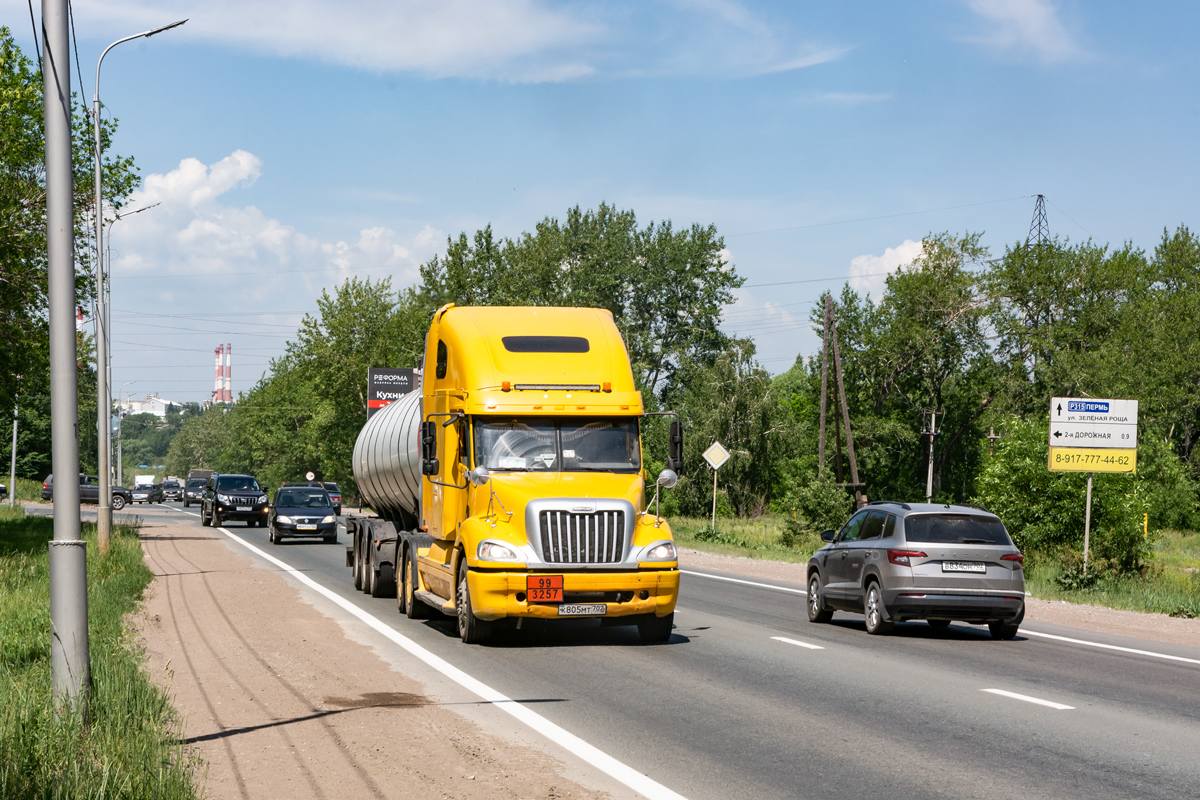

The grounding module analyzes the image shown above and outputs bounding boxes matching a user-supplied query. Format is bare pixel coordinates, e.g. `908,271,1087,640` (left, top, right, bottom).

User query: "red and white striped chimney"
213,344,224,403
224,342,233,403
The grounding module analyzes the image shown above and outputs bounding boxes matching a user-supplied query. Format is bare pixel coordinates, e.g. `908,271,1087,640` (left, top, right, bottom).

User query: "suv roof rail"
867,500,912,511
957,503,992,513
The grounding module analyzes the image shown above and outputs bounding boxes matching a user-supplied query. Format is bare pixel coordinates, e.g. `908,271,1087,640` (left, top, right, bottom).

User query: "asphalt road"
138,503,1200,800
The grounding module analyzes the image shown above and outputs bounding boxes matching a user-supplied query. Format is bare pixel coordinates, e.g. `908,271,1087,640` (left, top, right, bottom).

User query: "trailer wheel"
352,533,364,590
456,559,495,644
370,543,395,598
404,546,433,620
396,545,409,615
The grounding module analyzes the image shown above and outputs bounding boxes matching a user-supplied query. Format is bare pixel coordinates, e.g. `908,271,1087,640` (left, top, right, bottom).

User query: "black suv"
41,473,132,510
182,478,206,507
201,473,269,528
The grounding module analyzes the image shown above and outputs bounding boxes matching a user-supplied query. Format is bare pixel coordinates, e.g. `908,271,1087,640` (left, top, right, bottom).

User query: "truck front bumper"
468,568,679,621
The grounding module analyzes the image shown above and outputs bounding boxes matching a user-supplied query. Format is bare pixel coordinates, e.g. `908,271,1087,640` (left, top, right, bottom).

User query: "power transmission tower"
1028,194,1049,247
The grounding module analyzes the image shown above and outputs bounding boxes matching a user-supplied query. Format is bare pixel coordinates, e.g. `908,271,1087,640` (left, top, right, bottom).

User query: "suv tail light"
888,549,927,566
1001,553,1024,570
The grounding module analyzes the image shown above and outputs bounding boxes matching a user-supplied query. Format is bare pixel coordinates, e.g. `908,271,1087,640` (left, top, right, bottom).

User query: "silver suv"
806,502,1025,639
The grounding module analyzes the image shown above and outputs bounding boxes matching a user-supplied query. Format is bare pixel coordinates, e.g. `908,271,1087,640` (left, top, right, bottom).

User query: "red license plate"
527,574,563,603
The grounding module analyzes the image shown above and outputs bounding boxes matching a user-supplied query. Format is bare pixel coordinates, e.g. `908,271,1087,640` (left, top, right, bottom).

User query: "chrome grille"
539,510,625,564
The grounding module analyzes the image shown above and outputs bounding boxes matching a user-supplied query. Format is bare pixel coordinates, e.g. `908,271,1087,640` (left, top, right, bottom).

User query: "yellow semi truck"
346,304,683,643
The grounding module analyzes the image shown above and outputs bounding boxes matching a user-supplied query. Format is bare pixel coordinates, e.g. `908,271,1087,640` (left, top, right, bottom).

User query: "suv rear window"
904,514,1012,545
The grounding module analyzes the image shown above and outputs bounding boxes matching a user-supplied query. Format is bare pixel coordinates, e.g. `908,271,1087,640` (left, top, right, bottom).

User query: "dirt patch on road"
678,547,1200,650
134,515,609,800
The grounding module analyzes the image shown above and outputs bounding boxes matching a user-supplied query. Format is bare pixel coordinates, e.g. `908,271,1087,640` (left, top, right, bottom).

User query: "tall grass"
670,514,816,563
0,506,200,799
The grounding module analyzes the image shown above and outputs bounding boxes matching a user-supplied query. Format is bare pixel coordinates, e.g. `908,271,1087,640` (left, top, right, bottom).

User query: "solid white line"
771,636,825,651
210,526,687,800
1020,629,1200,667
982,688,1074,710
680,569,807,596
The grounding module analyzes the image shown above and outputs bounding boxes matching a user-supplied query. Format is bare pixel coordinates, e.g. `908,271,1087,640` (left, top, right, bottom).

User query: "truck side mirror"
668,419,683,473
421,420,439,476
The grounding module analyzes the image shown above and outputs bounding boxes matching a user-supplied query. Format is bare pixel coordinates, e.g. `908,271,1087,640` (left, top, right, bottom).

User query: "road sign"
702,441,730,470
1048,397,1137,473
1048,397,1138,449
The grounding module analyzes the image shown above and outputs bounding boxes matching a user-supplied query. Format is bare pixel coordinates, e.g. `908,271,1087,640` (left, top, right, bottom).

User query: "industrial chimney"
213,344,224,404
224,342,233,403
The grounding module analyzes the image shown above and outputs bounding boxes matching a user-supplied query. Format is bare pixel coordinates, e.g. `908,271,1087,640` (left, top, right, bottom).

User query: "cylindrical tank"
352,391,422,518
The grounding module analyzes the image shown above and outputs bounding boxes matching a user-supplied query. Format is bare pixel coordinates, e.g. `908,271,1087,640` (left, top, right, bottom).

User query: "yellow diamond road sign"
703,441,731,470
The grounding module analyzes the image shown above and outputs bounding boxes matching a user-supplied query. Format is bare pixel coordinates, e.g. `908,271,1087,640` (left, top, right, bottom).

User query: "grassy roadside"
670,514,1200,617
0,506,200,799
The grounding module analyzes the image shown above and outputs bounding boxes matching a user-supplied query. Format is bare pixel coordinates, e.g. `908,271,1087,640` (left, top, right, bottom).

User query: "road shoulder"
133,510,610,800
678,547,1200,650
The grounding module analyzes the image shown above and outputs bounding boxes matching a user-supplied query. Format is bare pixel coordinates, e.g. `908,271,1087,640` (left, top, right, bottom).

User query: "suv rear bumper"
887,592,1024,623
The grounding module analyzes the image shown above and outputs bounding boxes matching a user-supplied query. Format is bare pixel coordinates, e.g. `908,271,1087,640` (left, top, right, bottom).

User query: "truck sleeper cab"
348,305,682,644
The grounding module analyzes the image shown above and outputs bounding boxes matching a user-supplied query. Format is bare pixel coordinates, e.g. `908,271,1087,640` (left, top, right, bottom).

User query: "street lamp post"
93,19,186,554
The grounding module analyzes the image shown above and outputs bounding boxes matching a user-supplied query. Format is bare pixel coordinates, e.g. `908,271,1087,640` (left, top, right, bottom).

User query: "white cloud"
964,0,1086,63
75,0,846,82
849,239,923,301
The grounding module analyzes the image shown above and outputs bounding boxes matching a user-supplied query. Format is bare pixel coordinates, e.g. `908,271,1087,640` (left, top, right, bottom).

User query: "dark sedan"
269,486,338,544
182,478,205,508
161,480,183,501
323,482,343,516
131,483,164,504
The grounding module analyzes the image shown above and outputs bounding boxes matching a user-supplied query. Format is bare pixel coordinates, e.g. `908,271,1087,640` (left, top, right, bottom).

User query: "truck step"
414,590,455,617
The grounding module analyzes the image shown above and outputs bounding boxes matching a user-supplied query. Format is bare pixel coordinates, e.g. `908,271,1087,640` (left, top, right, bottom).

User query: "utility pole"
43,0,90,709
9,386,18,507
817,294,830,476
921,408,941,503
818,296,865,508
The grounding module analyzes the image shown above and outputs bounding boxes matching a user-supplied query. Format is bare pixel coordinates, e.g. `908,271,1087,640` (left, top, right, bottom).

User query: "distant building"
118,393,180,419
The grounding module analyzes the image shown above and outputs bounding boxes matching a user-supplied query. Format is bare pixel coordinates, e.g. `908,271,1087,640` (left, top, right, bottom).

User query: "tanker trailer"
346,303,684,644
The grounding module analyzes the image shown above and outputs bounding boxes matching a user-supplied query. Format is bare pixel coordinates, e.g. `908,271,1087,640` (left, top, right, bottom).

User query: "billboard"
367,368,417,417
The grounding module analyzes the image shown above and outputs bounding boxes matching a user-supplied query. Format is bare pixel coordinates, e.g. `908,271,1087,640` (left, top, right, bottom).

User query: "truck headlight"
643,541,677,561
477,541,519,562
321,515,336,523
275,515,293,525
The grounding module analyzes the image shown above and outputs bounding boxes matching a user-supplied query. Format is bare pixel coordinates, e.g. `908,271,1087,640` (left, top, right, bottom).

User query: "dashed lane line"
161,506,688,800
982,688,1074,710
771,636,825,651
680,566,1200,668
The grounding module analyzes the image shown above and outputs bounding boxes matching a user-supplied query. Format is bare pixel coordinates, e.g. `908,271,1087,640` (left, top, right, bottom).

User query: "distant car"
40,473,131,510
182,478,206,507
201,473,269,528
323,482,343,515
806,502,1025,640
131,483,164,504
161,480,183,501
269,486,338,544
0,483,6,501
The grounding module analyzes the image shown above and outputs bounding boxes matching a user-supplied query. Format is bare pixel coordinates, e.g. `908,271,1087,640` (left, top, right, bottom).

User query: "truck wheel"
404,547,432,620
456,559,495,644
111,495,126,512
369,546,395,598
353,534,364,590
396,546,409,615
363,543,376,595
183,499,189,508
637,612,674,643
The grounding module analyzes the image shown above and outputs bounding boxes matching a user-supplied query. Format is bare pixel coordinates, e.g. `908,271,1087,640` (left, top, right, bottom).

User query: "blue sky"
9,1,1200,403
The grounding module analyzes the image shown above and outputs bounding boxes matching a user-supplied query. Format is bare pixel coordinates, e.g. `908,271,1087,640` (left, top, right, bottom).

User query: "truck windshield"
474,418,641,473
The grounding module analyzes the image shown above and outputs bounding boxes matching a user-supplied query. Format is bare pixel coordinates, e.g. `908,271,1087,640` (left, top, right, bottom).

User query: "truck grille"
539,510,625,564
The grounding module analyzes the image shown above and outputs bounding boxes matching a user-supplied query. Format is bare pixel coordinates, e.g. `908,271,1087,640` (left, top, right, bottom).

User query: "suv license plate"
942,561,986,573
558,604,606,617
236,506,251,512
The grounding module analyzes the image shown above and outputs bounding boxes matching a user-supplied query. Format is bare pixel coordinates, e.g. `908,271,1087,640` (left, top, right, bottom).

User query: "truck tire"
352,533,364,590
370,544,395,598
364,542,376,595
396,545,409,615
457,559,496,644
404,547,433,620
637,612,674,643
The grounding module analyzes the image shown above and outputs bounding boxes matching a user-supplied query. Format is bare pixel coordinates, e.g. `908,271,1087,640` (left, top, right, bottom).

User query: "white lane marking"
771,636,824,651
981,688,1074,710
680,569,807,595
682,566,1200,668
207,525,687,800
1020,629,1200,667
